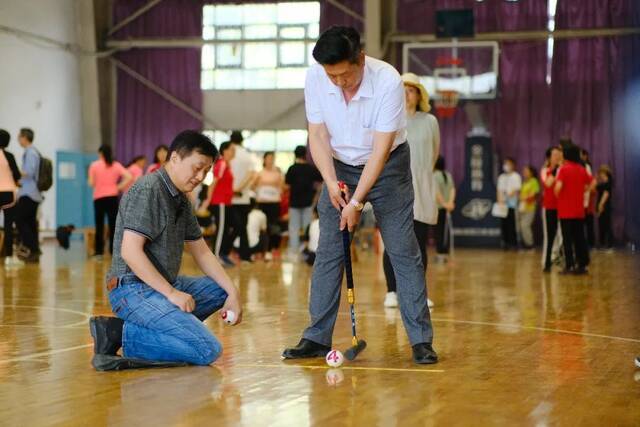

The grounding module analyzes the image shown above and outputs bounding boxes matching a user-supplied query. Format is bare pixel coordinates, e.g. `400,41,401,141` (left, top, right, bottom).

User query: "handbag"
492,202,508,218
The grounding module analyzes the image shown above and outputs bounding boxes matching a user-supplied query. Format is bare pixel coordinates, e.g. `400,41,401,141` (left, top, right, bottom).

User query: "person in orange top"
0,129,23,266
122,155,146,193
88,145,132,257
146,145,168,174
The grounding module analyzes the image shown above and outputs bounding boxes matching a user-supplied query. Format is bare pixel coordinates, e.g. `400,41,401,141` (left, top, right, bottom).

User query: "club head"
344,339,367,361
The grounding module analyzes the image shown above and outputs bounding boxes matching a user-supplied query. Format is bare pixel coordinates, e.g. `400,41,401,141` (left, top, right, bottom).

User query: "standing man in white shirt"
223,131,257,263
282,26,437,364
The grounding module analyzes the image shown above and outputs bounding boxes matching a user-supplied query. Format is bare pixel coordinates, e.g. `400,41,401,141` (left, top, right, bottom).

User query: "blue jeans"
108,274,228,365
288,206,313,255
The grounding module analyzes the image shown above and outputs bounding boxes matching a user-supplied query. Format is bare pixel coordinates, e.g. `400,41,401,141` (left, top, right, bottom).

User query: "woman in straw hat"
382,73,440,309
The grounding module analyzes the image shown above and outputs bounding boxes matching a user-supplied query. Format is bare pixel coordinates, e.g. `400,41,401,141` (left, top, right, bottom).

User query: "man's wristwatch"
350,198,364,211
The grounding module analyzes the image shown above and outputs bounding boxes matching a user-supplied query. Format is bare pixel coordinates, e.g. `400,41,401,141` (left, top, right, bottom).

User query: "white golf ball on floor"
221,310,236,325
325,349,344,367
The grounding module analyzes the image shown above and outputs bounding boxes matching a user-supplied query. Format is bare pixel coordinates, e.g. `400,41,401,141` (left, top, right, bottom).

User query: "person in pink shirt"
146,145,168,174
122,155,147,193
88,145,132,257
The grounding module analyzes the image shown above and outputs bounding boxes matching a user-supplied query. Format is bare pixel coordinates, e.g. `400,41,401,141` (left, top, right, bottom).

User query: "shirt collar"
158,167,180,198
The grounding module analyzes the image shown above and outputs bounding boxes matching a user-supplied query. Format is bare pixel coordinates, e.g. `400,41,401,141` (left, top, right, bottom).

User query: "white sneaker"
635,357,640,369
428,298,434,308
383,292,398,308
264,252,273,262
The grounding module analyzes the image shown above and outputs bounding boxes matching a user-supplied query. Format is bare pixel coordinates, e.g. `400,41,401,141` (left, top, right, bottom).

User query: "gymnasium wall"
0,0,85,230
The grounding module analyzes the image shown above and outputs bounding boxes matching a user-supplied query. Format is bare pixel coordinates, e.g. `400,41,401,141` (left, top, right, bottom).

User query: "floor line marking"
246,304,640,344
235,363,444,373
0,344,92,364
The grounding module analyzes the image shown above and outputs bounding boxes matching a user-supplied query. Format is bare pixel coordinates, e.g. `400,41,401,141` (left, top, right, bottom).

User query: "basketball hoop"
435,90,460,118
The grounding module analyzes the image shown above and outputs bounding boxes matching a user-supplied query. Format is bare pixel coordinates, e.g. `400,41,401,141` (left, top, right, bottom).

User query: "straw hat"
401,73,431,112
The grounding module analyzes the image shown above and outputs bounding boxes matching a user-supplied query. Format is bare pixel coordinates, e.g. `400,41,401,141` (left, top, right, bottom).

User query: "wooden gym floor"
0,242,639,426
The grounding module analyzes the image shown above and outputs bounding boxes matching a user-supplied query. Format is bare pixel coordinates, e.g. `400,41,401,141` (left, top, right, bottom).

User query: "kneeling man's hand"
168,289,196,313
222,294,243,325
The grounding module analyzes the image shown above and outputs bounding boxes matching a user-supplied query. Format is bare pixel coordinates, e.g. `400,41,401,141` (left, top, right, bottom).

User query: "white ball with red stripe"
325,349,344,367
221,310,237,325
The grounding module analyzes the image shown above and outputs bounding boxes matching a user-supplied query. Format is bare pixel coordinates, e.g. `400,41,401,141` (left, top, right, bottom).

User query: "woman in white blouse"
382,73,440,309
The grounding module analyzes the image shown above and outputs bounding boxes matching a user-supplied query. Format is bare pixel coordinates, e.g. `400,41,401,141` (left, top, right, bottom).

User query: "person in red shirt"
205,142,235,266
540,146,563,272
554,144,594,274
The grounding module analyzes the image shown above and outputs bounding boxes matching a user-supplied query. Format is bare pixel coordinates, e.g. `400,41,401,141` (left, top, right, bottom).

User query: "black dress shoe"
90,316,124,355
92,354,188,371
282,338,330,359
412,343,438,364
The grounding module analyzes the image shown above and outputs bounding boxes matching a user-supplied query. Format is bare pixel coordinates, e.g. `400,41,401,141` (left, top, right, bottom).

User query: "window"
201,2,320,90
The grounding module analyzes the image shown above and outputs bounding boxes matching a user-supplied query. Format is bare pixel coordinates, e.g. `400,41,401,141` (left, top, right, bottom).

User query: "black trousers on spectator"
434,208,449,254
259,202,281,252
501,208,517,248
223,204,251,260
542,209,558,269
560,218,589,270
383,220,429,293
598,211,613,248
584,213,595,248
209,204,231,256
94,196,119,255
0,192,17,256
16,196,40,254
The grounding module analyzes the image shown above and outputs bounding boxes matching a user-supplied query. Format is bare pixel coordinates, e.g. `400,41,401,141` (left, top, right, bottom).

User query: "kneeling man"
90,130,242,371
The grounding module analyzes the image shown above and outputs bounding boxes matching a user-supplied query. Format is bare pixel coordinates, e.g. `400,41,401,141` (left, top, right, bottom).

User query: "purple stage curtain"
113,0,203,166
320,0,363,32
552,0,640,241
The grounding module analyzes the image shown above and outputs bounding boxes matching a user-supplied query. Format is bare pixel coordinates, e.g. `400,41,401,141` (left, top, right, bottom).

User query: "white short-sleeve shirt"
305,56,407,166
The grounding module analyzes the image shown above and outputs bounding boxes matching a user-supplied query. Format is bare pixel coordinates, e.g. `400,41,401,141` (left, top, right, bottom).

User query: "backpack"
35,149,53,192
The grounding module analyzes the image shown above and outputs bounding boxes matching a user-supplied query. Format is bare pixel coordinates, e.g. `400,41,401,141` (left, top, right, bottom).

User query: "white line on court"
0,344,92,364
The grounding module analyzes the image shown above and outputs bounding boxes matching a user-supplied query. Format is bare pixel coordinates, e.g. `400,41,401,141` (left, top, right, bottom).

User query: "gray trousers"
302,143,434,346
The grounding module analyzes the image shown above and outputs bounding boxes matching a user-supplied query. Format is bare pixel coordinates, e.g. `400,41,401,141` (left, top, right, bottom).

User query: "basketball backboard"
402,40,500,100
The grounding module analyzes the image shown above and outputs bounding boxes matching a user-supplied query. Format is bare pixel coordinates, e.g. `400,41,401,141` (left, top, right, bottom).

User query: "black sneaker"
92,354,188,371
282,338,330,359
412,343,438,364
90,316,124,355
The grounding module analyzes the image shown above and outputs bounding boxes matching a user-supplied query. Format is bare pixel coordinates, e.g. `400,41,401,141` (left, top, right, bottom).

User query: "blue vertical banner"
451,136,501,247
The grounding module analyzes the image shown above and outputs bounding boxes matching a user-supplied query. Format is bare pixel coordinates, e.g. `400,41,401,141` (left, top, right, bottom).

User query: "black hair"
263,151,275,167
434,155,448,183
563,144,582,163
230,130,244,145
219,141,233,156
0,129,9,149
504,157,516,165
545,145,562,160
19,128,34,143
524,165,538,179
153,144,169,163
99,144,113,166
294,145,307,159
313,26,362,65
127,155,146,168
168,130,218,161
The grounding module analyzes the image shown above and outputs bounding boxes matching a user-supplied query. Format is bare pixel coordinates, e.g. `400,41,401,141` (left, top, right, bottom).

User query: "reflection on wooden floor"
1,242,639,426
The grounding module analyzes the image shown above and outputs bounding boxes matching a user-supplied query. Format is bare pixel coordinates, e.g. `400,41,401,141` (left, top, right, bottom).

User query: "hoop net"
435,90,460,118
